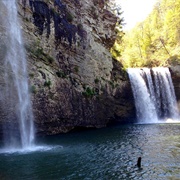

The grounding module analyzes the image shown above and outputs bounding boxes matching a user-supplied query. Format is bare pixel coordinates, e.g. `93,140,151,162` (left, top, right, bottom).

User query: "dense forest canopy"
111,0,180,68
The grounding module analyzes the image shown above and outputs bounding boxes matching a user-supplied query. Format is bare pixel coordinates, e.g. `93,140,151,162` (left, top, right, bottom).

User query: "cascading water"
1,0,35,150
127,67,179,123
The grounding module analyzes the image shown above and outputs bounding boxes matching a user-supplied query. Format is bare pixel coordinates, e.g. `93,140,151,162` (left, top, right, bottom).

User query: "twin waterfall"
0,0,179,152
2,0,34,150
128,68,179,123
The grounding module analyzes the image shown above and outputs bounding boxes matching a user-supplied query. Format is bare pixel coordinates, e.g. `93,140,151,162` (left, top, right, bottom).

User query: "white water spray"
1,0,35,149
127,67,179,123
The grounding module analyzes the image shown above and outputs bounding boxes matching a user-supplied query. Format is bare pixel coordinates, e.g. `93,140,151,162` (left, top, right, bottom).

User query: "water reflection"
0,124,180,179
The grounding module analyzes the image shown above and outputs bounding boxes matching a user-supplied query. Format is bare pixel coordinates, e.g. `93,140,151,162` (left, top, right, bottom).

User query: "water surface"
0,124,180,179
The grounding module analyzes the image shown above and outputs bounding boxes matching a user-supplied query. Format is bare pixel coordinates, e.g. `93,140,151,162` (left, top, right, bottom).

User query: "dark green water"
0,124,180,180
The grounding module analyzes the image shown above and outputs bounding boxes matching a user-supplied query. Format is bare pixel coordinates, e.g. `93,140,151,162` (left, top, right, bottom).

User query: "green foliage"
82,87,96,98
29,73,34,78
74,66,79,73
44,80,51,87
101,77,106,81
47,55,54,64
25,43,54,64
51,8,59,16
112,0,180,68
94,78,99,84
66,11,74,23
56,71,67,78
34,48,54,64
30,85,37,94
108,81,118,89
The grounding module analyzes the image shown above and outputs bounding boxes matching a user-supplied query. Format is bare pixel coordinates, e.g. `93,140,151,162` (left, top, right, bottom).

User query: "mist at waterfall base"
127,67,180,124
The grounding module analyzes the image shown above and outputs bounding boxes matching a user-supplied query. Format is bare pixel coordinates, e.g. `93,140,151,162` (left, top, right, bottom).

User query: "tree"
112,0,180,68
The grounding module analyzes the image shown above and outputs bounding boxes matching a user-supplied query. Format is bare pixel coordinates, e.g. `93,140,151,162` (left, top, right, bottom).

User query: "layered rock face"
0,0,135,135
170,66,180,111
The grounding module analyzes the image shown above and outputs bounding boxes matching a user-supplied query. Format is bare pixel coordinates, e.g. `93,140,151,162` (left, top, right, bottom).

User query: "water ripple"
0,124,180,179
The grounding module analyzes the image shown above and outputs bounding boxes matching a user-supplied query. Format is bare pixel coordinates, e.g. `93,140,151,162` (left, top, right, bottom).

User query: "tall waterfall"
127,67,179,123
1,0,35,149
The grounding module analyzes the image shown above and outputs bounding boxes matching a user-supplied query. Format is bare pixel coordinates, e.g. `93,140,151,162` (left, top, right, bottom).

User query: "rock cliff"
0,0,136,135
170,66,180,112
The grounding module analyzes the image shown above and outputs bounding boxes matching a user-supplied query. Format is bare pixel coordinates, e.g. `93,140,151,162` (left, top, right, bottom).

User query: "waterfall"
1,0,35,149
127,67,179,123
